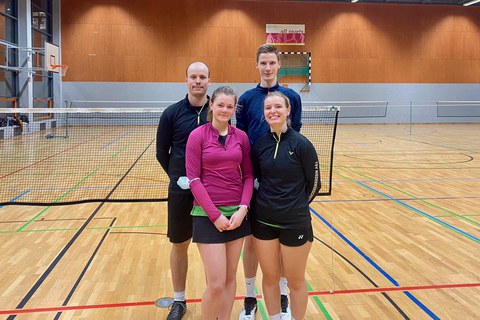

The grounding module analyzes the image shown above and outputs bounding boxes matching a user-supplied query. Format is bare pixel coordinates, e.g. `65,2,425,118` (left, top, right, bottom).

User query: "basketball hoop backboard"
44,42,59,72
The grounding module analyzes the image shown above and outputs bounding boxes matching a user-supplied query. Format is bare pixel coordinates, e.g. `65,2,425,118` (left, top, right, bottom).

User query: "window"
31,0,53,105
0,0,18,101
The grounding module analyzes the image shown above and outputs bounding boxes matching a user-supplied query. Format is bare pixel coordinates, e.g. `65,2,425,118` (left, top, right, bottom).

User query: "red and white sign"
266,24,305,45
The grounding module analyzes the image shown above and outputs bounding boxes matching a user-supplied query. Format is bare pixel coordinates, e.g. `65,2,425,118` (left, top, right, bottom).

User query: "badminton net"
0,106,338,206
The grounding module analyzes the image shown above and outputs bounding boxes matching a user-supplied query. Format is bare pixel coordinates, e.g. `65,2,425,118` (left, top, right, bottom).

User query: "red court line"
308,282,480,296
0,301,155,315
1,282,478,315
0,139,95,180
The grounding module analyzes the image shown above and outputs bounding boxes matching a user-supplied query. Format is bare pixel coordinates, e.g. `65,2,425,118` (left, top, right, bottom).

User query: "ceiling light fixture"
463,0,480,6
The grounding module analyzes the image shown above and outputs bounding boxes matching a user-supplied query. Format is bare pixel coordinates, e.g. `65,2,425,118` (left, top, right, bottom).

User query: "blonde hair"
265,91,291,109
264,91,292,127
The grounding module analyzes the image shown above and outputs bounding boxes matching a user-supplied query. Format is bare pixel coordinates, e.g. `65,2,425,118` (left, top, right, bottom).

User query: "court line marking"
1,283,477,316
99,133,129,151
306,281,333,320
0,139,96,180
53,218,117,319
361,180,480,227
16,170,98,232
314,236,409,319
0,190,31,209
356,181,480,243
239,251,269,319
313,195,480,203
3,224,167,233
5,140,155,320
338,166,480,237
6,200,110,320
310,207,440,320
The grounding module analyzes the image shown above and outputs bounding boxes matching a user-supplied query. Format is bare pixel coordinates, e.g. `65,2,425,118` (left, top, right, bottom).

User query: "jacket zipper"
273,132,281,159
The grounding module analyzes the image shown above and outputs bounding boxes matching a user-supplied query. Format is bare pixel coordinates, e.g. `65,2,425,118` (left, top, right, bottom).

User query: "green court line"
16,169,98,232
335,166,480,243
435,214,480,218
239,250,268,319
238,251,327,319
338,165,480,228
255,287,269,320
111,142,132,158
307,281,332,320
88,224,167,230
0,224,167,234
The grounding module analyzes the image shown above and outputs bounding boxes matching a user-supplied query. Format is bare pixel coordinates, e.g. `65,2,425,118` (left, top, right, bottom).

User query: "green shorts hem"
191,205,239,217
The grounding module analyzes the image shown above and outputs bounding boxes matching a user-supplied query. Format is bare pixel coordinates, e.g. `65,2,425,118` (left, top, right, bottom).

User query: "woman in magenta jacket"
185,86,254,320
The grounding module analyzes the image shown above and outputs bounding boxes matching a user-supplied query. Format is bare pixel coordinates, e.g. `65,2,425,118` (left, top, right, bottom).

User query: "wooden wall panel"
61,0,480,83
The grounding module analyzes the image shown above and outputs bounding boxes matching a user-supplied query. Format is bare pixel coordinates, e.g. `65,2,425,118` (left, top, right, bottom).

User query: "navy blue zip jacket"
236,83,302,146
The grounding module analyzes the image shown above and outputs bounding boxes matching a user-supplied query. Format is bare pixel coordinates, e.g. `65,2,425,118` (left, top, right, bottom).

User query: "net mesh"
278,52,310,80
0,107,338,206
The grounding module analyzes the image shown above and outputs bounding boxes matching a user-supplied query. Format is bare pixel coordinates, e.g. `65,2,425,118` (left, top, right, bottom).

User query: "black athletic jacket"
156,95,209,192
251,128,321,229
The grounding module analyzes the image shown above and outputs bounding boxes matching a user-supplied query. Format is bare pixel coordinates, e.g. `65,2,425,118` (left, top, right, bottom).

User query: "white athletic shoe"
281,307,292,320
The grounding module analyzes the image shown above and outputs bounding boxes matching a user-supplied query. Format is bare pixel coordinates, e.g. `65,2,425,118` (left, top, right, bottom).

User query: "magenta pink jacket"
186,122,254,222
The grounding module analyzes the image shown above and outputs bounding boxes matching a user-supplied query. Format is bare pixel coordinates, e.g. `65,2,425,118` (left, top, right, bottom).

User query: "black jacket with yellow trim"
251,127,321,229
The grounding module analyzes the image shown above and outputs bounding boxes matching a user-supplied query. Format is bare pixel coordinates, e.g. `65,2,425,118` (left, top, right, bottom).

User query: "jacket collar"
270,126,292,140
256,83,280,93
184,94,210,109
206,122,235,136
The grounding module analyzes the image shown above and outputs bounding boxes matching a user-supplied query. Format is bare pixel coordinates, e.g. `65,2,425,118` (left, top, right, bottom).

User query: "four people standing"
157,45,319,320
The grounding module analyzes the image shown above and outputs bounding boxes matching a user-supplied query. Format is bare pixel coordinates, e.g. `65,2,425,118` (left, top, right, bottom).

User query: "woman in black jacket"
251,91,321,320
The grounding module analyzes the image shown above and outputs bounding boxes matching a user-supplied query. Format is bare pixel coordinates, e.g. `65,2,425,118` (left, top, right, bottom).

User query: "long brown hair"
207,86,237,122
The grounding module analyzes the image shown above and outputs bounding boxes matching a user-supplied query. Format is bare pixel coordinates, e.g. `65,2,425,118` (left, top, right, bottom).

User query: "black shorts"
251,219,313,247
167,191,194,243
192,216,251,244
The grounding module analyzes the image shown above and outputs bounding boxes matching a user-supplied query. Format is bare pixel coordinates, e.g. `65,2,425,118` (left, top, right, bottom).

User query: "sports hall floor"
0,123,479,319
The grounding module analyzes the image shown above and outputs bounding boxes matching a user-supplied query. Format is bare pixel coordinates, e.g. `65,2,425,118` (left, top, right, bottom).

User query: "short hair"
256,44,280,63
207,86,237,122
185,61,210,77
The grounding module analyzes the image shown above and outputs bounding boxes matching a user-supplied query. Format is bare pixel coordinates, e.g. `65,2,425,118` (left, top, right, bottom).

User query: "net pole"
409,100,413,136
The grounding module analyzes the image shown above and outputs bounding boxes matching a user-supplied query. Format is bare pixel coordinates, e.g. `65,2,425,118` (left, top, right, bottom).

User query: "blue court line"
332,177,480,184
313,195,480,203
0,190,31,209
310,207,440,320
99,134,129,150
356,181,480,243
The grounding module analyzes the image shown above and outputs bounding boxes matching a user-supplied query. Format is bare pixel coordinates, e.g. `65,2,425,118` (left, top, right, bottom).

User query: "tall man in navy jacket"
236,44,302,320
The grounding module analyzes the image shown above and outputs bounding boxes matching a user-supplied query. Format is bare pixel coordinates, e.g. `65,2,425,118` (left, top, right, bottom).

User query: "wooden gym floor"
0,123,479,319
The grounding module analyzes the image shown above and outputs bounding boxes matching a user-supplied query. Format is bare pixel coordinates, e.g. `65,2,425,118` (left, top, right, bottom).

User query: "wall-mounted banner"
266,24,305,45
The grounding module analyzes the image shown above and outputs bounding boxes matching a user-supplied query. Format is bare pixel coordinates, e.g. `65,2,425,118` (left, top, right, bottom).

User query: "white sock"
173,291,186,302
269,312,282,320
245,276,256,298
279,277,288,296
